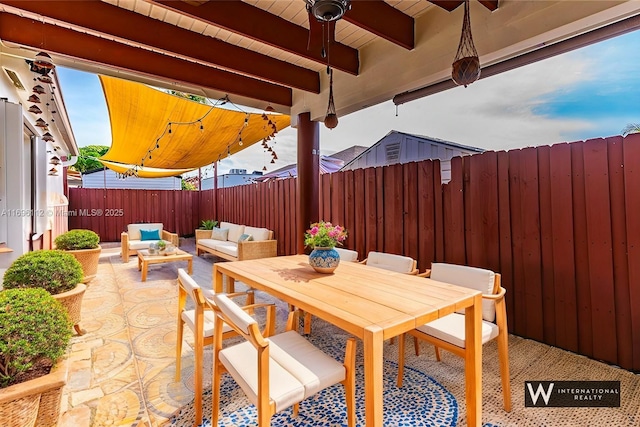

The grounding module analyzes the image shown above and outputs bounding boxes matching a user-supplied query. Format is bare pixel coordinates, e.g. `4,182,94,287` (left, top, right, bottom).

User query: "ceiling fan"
306,0,351,22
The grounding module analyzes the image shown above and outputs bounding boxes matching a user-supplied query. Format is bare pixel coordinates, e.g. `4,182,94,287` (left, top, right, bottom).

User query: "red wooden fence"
68,134,640,371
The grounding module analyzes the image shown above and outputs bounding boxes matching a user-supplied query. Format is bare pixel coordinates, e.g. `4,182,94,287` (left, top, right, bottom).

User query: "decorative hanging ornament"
28,94,41,103
324,69,338,129
48,167,59,176
49,156,61,165
35,118,48,128
42,132,54,142
38,75,54,84
32,85,46,94
34,52,55,70
28,105,42,114
451,0,481,87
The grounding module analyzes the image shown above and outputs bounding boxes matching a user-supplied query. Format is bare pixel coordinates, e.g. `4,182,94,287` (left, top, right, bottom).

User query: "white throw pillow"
220,222,245,242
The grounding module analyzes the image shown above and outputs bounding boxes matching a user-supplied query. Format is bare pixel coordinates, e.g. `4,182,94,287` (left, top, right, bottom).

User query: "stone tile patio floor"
59,238,230,427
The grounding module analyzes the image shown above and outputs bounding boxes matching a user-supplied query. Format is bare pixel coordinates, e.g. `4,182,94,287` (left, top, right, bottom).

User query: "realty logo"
525,381,620,408
527,382,554,405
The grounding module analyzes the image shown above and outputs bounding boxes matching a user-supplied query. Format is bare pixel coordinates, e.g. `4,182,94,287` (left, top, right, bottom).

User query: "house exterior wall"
82,169,181,189
341,132,482,182
200,173,263,189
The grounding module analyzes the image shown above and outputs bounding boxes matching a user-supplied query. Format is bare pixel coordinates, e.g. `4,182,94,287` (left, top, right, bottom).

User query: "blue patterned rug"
167,329,461,427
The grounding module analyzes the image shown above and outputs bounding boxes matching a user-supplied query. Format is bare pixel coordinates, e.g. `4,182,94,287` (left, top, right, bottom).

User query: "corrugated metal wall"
68,134,640,371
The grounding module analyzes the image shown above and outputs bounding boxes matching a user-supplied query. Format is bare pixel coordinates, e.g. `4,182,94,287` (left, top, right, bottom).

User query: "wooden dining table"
213,254,483,427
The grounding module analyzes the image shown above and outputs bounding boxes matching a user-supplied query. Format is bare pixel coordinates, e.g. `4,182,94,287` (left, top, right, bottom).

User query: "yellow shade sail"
96,159,195,179
98,75,290,177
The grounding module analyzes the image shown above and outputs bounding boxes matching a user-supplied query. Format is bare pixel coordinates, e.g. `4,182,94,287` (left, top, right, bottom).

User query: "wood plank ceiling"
0,0,638,122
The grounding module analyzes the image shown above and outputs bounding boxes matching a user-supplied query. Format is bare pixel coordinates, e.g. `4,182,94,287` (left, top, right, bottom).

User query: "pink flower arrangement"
304,221,347,249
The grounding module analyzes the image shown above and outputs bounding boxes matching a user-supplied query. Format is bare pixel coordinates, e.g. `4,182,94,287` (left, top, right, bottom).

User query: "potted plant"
54,229,101,283
0,288,72,426
199,219,218,230
3,250,86,335
304,221,348,273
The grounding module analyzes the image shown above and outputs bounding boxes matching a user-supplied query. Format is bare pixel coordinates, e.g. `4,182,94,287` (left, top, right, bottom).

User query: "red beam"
1,0,319,93
0,13,292,106
151,0,360,76
429,1,463,12
430,0,499,12
478,1,499,12
346,0,414,50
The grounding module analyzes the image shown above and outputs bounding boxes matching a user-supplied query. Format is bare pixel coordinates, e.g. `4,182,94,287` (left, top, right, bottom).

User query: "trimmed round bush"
54,229,100,250
0,288,72,388
3,250,83,295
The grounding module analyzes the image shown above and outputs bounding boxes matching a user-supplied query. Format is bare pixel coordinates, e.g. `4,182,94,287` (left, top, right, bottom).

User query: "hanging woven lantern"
42,132,54,142
28,94,41,103
28,105,42,114
451,0,481,87
48,167,59,176
38,75,54,84
32,85,46,94
49,156,61,165
35,118,48,128
324,69,338,129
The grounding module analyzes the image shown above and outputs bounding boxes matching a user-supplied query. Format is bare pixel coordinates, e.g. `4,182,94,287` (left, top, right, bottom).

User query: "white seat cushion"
430,263,496,321
244,226,271,242
198,238,218,250
416,312,499,348
366,251,414,273
130,239,172,250
212,241,238,258
127,223,163,241
269,331,345,398
219,340,305,412
220,222,245,243
181,310,232,337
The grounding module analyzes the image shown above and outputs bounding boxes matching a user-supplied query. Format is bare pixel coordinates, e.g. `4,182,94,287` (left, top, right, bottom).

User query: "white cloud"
223,51,596,174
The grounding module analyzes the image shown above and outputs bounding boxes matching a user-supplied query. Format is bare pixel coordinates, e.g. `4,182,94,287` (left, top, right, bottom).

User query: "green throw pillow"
238,234,253,243
212,228,229,241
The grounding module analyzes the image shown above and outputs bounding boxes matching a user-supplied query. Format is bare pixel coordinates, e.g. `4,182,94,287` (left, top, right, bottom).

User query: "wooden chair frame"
397,271,511,412
212,306,356,426
175,271,254,426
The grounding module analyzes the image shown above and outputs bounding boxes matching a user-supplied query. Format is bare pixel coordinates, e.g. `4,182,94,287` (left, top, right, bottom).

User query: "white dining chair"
211,294,357,426
397,263,511,412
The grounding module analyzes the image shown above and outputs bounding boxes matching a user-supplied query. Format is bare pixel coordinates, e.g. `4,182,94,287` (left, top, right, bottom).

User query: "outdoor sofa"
195,221,277,261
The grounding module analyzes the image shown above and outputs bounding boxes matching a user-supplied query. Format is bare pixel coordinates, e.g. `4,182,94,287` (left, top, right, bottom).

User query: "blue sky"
57,29,640,175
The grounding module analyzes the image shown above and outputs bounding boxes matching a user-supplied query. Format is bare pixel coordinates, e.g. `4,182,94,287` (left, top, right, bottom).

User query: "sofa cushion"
140,229,160,241
238,233,253,243
198,239,218,250
213,241,239,258
245,226,271,242
130,239,171,251
220,222,245,242
212,228,229,241
128,223,163,241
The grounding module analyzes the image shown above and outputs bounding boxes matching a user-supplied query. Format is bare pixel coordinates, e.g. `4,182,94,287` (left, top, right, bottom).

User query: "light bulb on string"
168,123,172,134
199,120,204,131
239,136,243,146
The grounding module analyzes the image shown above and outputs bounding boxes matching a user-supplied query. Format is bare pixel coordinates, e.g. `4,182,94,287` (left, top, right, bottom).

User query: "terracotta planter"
65,245,101,283
53,283,87,335
0,358,68,427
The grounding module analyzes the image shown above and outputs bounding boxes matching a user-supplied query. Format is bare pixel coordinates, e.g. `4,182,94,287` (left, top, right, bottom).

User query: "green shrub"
200,219,218,230
3,250,83,295
54,229,100,250
0,288,72,388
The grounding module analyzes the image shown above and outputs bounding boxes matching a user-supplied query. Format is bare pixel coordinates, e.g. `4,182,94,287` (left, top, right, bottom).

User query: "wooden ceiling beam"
430,0,498,12
150,0,360,75
345,0,414,50
0,0,320,93
0,13,292,106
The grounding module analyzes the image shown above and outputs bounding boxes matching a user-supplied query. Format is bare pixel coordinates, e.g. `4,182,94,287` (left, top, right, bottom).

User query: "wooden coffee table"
137,249,193,282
